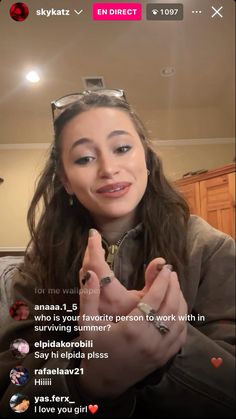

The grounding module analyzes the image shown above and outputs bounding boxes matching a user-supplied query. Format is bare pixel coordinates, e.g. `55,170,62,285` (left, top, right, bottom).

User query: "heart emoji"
211,357,223,368
88,405,98,414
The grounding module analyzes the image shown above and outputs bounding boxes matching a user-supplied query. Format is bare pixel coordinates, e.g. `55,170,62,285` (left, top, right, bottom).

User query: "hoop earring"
147,169,150,176
69,195,74,206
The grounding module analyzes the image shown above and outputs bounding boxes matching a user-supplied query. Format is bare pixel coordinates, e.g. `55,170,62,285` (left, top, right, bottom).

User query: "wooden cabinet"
174,163,235,238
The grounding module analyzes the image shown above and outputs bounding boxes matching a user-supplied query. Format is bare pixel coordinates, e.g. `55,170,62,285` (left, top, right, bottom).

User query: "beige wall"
0,148,48,248
0,142,234,248
142,106,234,140
154,143,234,181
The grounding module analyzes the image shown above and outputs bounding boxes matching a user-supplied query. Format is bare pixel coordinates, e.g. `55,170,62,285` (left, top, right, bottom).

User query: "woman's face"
60,108,148,223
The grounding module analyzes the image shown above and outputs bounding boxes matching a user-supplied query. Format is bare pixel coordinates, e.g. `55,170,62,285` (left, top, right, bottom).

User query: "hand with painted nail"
80,229,172,316
78,263,187,399
80,229,141,316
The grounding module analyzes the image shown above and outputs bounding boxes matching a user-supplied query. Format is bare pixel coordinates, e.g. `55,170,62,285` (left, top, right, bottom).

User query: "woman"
0,90,235,418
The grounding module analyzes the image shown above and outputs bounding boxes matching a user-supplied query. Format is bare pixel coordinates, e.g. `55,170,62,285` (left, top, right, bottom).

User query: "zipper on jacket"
104,234,127,269
106,244,119,267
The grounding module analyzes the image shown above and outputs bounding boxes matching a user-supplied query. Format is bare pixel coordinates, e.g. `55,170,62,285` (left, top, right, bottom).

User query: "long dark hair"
22,93,190,293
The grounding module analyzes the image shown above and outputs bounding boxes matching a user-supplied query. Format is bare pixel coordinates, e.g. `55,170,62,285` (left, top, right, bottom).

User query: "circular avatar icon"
10,393,30,413
9,301,30,321
10,339,30,359
9,2,29,21
10,366,29,386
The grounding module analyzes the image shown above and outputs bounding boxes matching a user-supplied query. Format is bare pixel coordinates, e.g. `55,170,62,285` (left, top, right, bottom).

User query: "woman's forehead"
61,108,139,153
60,107,138,142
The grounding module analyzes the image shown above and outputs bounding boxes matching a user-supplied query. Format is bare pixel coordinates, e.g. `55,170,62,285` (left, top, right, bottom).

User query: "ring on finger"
137,302,170,335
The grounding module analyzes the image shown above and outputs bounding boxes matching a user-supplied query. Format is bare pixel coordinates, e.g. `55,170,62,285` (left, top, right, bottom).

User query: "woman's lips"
96,182,131,197
96,182,131,193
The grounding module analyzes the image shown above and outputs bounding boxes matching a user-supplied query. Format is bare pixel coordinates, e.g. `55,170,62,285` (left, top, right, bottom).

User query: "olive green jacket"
0,216,235,418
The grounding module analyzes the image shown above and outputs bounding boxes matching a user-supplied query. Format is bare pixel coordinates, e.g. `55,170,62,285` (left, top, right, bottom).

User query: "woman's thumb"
88,229,105,260
87,229,111,278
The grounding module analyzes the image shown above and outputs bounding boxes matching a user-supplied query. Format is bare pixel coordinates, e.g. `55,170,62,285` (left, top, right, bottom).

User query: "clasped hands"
80,229,187,319
77,229,187,398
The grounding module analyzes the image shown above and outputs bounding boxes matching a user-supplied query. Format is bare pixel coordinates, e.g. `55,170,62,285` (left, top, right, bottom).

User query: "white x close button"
211,6,223,18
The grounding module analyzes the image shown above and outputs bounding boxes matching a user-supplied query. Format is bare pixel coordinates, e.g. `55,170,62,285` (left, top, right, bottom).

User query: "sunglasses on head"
51,88,126,121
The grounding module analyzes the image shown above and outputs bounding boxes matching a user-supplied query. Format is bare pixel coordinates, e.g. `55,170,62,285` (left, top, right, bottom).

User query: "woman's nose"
98,153,119,178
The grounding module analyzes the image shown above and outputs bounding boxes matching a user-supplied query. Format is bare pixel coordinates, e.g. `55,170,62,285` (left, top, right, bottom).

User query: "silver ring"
137,302,170,335
158,322,170,334
100,271,115,287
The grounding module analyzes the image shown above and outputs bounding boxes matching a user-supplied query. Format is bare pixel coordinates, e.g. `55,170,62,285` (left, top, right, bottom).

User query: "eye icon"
152,9,158,15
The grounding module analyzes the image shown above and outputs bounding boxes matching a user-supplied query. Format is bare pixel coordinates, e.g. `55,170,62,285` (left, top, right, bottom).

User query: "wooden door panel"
174,165,235,238
177,183,201,215
200,174,235,237
207,210,220,231
221,208,234,238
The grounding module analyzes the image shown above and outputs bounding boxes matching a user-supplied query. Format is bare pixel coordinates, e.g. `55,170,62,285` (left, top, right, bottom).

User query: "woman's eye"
115,145,132,154
74,156,95,165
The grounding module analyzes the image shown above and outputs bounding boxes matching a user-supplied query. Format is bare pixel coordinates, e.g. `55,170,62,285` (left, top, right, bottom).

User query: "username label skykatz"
36,9,70,17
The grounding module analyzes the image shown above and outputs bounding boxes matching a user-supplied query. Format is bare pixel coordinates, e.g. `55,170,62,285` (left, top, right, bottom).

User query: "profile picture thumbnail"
9,2,29,22
10,366,29,386
10,339,30,359
9,393,30,413
9,301,30,321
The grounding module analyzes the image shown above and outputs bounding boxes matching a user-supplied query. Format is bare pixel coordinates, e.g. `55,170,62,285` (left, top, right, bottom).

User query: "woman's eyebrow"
70,130,131,151
70,137,92,151
107,129,131,139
